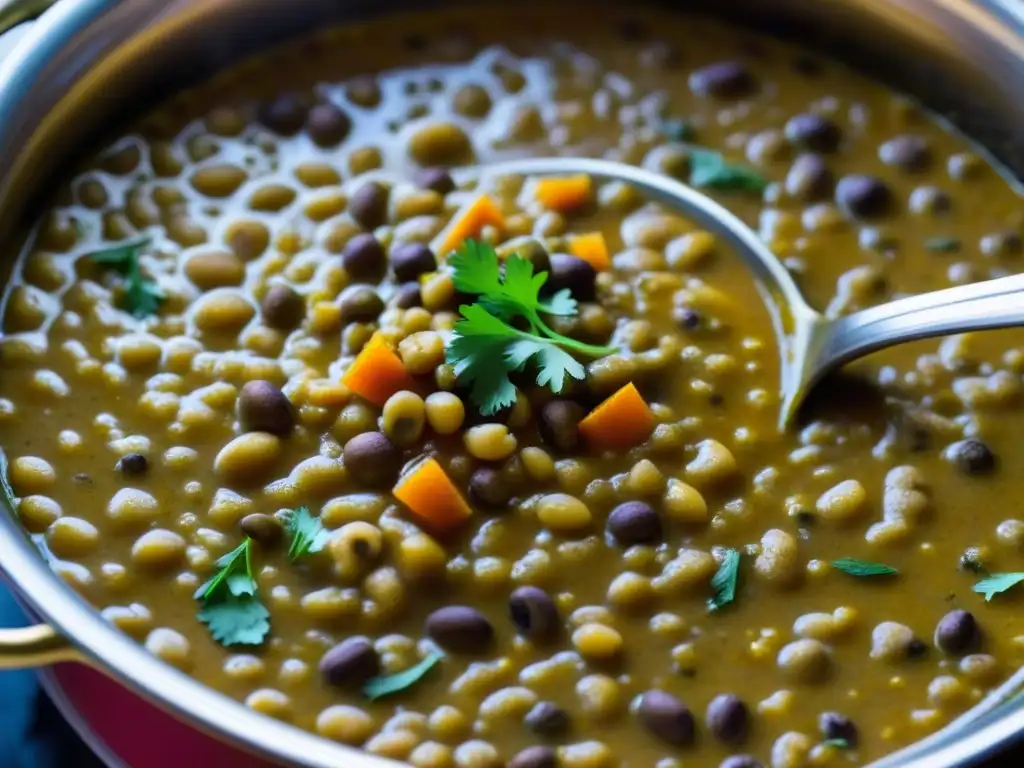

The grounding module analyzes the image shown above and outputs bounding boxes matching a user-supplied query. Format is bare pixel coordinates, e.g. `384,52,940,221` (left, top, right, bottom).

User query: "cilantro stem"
528,311,616,357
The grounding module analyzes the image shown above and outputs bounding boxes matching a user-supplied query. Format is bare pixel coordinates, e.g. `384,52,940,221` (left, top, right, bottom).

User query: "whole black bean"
547,253,596,301
338,285,384,326
341,233,386,283
414,167,456,194
935,609,979,655
343,432,401,488
689,61,756,99
879,134,932,171
524,701,570,737
391,282,422,309
836,174,893,219
676,307,703,331
638,690,696,746
509,746,557,768
706,694,749,745
348,181,390,231
607,501,662,546
319,637,380,687
785,153,833,202
115,453,148,476
720,757,765,768
537,399,584,453
260,283,305,330
945,438,997,475
237,380,295,436
391,242,437,282
306,102,351,147
425,606,494,653
818,711,858,746
240,512,283,546
907,638,929,658
508,586,560,641
469,467,513,510
258,92,308,135
784,113,841,153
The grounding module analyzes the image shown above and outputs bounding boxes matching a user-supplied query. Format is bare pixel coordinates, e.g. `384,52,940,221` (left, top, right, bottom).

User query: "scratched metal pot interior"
0,2,1024,768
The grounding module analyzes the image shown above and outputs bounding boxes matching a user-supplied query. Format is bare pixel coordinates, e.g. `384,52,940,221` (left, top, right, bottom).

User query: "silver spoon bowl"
470,157,1024,428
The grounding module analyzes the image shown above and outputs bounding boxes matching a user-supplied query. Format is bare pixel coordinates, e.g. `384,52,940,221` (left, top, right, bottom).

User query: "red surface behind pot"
50,662,281,768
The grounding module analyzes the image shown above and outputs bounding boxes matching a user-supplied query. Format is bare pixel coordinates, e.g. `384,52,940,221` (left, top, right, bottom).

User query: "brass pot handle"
0,622,79,668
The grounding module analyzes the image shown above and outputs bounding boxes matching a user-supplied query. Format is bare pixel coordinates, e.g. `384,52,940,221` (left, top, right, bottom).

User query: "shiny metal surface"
0,1,1021,767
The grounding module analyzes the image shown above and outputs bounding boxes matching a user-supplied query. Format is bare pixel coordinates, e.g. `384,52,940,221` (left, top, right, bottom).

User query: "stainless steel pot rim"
0,1,1022,767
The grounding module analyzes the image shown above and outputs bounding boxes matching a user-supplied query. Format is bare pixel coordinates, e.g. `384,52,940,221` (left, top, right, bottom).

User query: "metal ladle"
472,157,1024,429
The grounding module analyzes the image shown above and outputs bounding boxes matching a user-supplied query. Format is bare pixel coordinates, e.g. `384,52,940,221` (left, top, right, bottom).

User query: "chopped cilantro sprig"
89,237,165,318
444,240,615,415
195,539,270,647
283,505,330,562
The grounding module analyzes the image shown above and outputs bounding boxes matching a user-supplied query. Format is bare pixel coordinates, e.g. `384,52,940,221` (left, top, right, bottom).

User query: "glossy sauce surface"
1,7,1024,768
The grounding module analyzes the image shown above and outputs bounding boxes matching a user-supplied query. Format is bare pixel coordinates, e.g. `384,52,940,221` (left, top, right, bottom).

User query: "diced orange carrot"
432,194,505,257
569,232,612,271
393,456,472,533
578,382,655,450
341,335,418,407
534,175,593,212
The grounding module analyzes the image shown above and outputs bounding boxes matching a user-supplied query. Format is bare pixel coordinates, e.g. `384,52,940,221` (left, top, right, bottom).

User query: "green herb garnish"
973,573,1024,602
707,548,740,612
89,237,165,318
832,558,898,577
925,236,961,253
444,240,616,415
659,119,696,142
822,738,851,750
195,539,270,647
363,652,444,701
688,147,768,194
283,505,330,562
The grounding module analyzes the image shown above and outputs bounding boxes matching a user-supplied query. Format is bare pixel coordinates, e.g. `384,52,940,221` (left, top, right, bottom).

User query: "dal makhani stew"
2,6,1024,768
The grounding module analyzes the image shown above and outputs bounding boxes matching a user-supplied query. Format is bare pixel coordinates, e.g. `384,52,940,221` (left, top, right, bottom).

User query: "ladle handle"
822,273,1024,366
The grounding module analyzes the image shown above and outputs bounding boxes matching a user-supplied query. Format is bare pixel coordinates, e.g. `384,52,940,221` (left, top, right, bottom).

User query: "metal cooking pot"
0,0,1022,766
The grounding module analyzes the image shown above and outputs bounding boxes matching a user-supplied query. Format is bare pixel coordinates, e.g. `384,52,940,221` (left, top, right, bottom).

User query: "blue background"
0,589,102,768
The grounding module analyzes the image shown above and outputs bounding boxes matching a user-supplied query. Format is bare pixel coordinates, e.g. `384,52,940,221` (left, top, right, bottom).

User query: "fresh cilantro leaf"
194,539,257,602
832,558,898,577
198,599,271,647
925,236,961,253
194,538,270,647
822,738,850,750
707,549,740,612
659,119,696,142
446,305,523,415
689,147,767,193
505,339,586,394
450,239,577,318
445,241,615,415
283,506,330,562
88,237,165,318
88,236,151,266
972,572,1024,602
362,652,444,701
